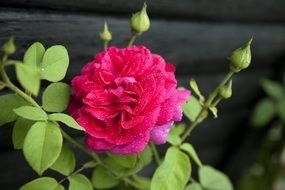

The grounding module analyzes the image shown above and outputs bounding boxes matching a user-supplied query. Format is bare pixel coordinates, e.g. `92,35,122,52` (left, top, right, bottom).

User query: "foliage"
0,2,253,190
238,76,285,190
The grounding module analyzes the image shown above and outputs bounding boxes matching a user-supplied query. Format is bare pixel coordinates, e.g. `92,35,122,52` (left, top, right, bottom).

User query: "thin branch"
150,142,162,165
181,71,234,142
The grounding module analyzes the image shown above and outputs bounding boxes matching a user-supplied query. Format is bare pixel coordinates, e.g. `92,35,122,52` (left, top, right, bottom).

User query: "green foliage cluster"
238,77,285,190
0,3,253,190
251,78,285,127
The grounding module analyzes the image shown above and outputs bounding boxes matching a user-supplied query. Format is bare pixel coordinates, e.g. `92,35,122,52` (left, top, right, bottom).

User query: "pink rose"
68,46,190,154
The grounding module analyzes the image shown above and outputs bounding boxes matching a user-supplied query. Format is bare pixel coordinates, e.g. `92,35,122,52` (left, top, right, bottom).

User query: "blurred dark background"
0,0,285,189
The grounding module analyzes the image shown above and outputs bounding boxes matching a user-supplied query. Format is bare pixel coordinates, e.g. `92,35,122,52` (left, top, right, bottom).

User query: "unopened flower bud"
230,38,252,72
130,3,150,34
219,80,232,99
2,37,16,55
100,22,112,42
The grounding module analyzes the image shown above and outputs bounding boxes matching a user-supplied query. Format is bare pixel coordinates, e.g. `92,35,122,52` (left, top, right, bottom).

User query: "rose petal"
150,122,174,144
68,46,191,154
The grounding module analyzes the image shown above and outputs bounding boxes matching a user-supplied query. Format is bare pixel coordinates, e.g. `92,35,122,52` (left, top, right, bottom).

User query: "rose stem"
122,177,142,189
59,160,97,184
103,41,108,50
0,60,40,108
181,71,234,142
61,130,103,164
150,142,162,165
127,33,138,47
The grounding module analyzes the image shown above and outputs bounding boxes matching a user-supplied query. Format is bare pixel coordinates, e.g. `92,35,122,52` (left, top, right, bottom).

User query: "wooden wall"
0,0,285,189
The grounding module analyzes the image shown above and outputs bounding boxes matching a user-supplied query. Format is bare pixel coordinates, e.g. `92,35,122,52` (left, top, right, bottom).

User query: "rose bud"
2,37,16,55
230,38,252,72
219,80,232,99
99,22,112,42
130,3,150,34
68,46,190,154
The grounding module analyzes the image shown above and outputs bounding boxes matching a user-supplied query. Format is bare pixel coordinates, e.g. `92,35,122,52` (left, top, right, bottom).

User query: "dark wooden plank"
181,109,250,148
0,9,284,76
224,127,265,181
0,0,285,22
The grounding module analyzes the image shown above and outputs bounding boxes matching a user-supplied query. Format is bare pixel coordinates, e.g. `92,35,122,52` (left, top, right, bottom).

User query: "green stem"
181,109,205,142
122,177,142,189
212,96,223,107
205,71,234,105
0,65,40,108
61,130,103,164
128,33,138,47
150,142,161,165
103,41,108,50
59,160,97,184
62,130,141,189
181,71,234,142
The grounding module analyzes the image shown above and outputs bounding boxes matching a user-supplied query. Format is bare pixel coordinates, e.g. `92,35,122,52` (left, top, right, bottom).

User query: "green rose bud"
99,22,112,42
130,3,150,34
2,37,16,55
230,38,253,72
219,80,232,99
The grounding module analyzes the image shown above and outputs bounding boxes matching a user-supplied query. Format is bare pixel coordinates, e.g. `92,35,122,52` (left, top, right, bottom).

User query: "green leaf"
20,177,64,190
185,183,203,190
251,98,275,127
50,145,75,176
151,147,191,190
68,174,93,190
140,145,153,166
24,42,45,67
104,157,126,174
209,106,218,118
180,143,203,167
167,124,185,145
190,79,205,102
104,156,143,178
0,94,28,126
16,42,45,96
108,154,138,168
183,95,202,122
12,118,34,149
23,121,62,175
199,166,233,190
49,113,84,131
42,82,70,112
261,79,284,101
91,166,120,189
14,106,48,121
2,36,16,55
41,45,69,82
15,62,41,96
